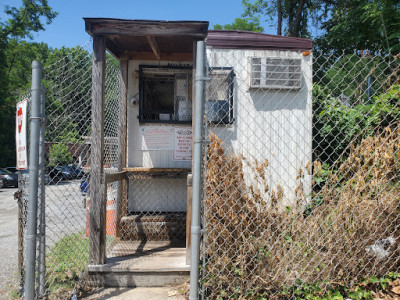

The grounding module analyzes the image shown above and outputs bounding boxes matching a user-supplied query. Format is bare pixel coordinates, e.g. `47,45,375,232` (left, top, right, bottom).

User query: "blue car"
80,176,89,195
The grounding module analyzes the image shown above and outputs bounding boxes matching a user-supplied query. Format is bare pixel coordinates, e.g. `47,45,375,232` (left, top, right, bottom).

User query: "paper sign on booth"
173,127,192,161
141,127,175,150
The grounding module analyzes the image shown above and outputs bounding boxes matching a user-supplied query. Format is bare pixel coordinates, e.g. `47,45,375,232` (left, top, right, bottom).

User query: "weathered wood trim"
105,37,123,59
116,59,128,238
121,52,193,62
104,171,127,184
124,168,191,179
146,36,160,60
84,18,209,38
89,35,106,265
123,168,191,173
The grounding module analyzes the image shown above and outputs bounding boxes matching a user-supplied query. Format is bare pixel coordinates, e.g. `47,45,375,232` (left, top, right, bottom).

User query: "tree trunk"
287,0,294,36
292,0,305,37
277,0,282,35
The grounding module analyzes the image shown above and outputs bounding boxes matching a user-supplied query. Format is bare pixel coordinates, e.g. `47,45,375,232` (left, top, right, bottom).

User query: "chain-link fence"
117,66,192,247
18,38,400,299
18,41,121,298
201,49,400,299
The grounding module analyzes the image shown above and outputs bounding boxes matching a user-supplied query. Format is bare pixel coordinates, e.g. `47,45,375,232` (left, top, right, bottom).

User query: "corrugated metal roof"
206,30,313,51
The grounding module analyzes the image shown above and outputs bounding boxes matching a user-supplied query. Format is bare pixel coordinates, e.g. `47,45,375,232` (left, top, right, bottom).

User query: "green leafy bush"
48,143,72,166
313,84,400,164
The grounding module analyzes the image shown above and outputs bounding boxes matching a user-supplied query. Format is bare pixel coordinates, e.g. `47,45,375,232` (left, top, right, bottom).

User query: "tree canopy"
221,0,399,53
213,17,264,32
316,0,400,54
0,1,57,166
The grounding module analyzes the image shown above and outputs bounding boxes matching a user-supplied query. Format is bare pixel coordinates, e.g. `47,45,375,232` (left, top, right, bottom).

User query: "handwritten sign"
141,126,174,150
173,127,192,161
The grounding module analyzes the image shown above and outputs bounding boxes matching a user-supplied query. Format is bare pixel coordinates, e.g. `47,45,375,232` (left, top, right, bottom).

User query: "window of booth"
139,66,192,123
206,67,235,124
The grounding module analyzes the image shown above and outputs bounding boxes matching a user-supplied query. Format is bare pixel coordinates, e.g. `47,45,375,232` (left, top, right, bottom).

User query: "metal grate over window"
250,57,301,90
139,66,192,123
206,67,234,124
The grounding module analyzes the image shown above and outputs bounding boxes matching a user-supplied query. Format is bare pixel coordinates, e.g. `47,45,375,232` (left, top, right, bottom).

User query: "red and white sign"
173,127,192,161
16,99,28,169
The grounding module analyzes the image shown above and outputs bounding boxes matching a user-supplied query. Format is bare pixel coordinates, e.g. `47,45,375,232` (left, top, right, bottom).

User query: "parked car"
20,169,51,185
80,176,89,196
46,167,67,183
4,167,17,174
68,165,85,178
0,168,18,187
56,166,73,180
0,177,3,189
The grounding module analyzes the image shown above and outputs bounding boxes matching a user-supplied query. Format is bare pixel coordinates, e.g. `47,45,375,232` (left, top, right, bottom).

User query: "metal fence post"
37,85,46,297
24,61,42,300
189,40,206,300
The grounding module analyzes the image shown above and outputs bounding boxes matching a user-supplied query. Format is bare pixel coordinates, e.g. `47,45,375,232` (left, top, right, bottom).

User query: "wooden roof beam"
146,36,160,60
84,18,209,39
120,51,193,61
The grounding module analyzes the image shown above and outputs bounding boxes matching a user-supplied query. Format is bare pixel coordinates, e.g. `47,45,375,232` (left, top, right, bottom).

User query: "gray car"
4,167,50,185
0,168,18,187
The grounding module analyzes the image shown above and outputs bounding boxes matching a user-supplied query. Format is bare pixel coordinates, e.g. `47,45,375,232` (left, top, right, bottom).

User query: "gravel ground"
0,180,86,299
0,187,19,299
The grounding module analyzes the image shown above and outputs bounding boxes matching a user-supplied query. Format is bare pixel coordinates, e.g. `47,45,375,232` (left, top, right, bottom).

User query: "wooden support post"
116,59,128,238
146,36,161,60
186,173,193,265
89,35,106,265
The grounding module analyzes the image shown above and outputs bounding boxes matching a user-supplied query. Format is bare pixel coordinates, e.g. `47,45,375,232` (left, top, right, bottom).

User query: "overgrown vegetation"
45,233,89,296
313,83,400,164
203,128,400,299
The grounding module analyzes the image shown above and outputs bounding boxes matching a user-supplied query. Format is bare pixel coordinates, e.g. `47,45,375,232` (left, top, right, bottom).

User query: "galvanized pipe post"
24,61,42,300
189,40,206,300
37,85,46,296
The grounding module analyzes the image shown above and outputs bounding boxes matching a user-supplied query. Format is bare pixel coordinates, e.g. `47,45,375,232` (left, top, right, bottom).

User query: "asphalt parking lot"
0,180,86,298
0,186,19,297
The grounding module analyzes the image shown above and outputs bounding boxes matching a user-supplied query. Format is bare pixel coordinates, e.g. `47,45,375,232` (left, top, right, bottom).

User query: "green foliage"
48,143,72,166
0,1,56,167
313,84,400,164
241,0,400,53
213,17,264,32
2,0,57,39
242,0,326,37
46,233,89,293
315,0,400,54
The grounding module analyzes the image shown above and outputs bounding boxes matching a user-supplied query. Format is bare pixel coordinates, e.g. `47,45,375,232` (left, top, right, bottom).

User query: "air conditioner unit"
249,57,301,90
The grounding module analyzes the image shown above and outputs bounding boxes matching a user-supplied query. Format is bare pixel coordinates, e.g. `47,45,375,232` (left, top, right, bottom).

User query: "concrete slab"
81,287,187,300
87,241,190,287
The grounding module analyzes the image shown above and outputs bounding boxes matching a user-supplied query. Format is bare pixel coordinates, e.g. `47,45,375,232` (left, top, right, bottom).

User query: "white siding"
206,48,313,207
126,60,192,212
128,177,187,212
127,60,192,169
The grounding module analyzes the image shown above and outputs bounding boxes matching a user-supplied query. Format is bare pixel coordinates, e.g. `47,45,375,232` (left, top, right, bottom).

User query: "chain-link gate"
18,41,122,298
200,48,400,299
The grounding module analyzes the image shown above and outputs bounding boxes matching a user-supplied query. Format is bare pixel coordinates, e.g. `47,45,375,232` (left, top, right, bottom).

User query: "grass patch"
46,232,89,295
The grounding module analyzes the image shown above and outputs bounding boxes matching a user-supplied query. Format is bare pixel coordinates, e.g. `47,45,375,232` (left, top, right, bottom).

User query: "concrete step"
87,241,189,288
